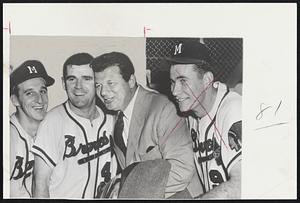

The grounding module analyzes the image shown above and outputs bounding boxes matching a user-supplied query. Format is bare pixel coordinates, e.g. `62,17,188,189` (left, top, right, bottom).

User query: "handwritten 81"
255,100,288,131
256,100,282,120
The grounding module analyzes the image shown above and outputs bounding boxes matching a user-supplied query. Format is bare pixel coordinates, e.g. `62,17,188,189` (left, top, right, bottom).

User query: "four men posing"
9,40,241,199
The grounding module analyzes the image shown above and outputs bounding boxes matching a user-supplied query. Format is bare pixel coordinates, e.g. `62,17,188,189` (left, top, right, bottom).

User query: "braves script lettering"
10,155,34,194
11,156,34,180
193,138,214,153
63,131,110,164
193,136,222,164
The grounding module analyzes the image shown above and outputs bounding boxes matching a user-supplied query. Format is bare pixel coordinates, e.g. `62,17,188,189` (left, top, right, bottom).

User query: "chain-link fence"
204,38,243,83
146,37,243,97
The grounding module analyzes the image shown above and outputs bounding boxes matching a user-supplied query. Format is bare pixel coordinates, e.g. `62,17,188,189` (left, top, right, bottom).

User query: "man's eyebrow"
82,75,93,79
66,75,75,79
24,88,34,93
176,75,187,80
170,75,187,82
24,85,47,93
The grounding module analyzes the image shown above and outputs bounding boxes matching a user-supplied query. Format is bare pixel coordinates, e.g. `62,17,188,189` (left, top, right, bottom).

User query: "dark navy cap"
166,41,211,64
10,60,55,95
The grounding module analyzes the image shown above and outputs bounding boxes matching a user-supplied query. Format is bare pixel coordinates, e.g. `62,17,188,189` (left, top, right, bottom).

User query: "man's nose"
75,79,83,89
100,84,109,96
35,92,43,104
172,82,181,97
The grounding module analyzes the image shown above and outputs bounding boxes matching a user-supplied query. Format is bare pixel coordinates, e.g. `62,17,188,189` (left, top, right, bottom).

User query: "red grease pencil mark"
3,21,11,34
161,70,229,150
183,78,229,150
143,26,151,38
163,77,215,142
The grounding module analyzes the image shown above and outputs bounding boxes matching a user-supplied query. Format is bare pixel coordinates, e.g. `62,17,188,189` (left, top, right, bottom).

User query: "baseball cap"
10,60,55,95
165,41,211,64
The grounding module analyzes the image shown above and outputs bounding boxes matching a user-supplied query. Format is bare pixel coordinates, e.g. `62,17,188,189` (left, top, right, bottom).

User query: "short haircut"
63,53,94,80
194,60,214,77
90,52,135,82
11,86,19,97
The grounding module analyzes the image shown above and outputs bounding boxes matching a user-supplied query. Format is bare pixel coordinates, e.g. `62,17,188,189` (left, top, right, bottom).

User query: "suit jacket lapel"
126,86,149,166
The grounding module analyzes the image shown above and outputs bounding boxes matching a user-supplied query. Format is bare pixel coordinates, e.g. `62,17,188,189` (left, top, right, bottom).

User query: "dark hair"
63,53,94,80
90,52,135,82
11,86,19,97
194,60,215,77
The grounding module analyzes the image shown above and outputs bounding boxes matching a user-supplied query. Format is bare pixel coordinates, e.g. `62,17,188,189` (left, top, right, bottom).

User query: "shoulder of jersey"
10,123,21,141
217,91,242,120
41,103,66,123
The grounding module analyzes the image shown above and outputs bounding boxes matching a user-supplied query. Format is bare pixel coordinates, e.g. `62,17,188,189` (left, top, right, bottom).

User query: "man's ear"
61,77,66,90
203,71,214,86
128,74,137,89
10,94,20,107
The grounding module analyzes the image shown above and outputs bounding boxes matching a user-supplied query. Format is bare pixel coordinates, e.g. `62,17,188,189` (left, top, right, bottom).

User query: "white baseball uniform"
10,113,35,198
187,82,242,194
32,101,118,198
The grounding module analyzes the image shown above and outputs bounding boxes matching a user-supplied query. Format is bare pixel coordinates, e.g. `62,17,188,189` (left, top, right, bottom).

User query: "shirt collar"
123,85,140,120
65,100,103,123
187,81,227,124
201,81,227,120
10,113,33,141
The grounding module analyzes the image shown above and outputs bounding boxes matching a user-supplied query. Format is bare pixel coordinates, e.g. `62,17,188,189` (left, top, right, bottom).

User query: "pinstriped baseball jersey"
10,113,35,198
31,101,117,198
187,82,242,193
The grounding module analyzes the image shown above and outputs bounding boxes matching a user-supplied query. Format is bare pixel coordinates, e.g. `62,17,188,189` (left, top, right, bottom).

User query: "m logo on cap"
174,43,183,55
27,66,38,74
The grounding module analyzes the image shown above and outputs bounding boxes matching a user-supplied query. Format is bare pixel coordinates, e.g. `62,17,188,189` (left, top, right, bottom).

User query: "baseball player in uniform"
32,53,117,198
168,41,242,198
10,60,55,198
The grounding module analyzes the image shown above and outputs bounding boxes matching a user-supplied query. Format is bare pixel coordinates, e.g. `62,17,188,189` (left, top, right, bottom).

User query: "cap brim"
165,56,204,64
45,75,55,87
10,75,55,95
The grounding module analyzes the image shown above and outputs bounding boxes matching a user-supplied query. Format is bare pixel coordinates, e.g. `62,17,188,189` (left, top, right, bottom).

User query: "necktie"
114,111,127,156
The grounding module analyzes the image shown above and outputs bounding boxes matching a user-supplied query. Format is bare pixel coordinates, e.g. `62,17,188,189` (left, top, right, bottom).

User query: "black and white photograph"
3,3,297,200
8,35,242,199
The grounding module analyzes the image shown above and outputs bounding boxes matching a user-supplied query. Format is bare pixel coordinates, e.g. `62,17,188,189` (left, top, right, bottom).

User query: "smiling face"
63,64,96,111
12,77,49,121
170,64,206,113
94,65,135,112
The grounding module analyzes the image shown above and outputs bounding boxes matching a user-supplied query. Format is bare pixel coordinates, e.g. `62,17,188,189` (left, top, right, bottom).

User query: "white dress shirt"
122,86,140,146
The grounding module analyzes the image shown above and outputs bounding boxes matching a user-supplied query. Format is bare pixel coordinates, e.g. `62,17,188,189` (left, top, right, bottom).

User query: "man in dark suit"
90,52,201,198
